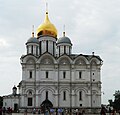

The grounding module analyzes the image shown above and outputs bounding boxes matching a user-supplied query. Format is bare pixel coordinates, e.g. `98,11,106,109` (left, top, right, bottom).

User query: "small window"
27,46,29,54
64,46,66,54
79,91,82,101
80,104,82,107
29,71,32,78
29,91,32,95
36,46,38,55
46,91,48,99
93,73,94,75
28,98,32,106
46,71,49,78
79,71,82,79
63,71,66,79
63,91,66,101
46,40,48,52
31,45,33,54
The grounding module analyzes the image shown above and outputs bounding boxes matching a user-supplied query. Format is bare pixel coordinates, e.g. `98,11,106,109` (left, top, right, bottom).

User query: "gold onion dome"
37,11,57,38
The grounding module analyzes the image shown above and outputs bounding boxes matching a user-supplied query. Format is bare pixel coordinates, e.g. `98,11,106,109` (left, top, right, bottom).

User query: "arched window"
79,71,82,79
46,91,48,99
79,91,82,101
63,71,66,79
31,45,33,54
28,98,32,106
46,71,49,78
63,91,66,101
29,71,32,78
29,91,32,95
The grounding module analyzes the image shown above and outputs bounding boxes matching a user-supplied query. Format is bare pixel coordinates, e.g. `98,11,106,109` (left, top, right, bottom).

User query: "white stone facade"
3,11,103,111
19,51,102,109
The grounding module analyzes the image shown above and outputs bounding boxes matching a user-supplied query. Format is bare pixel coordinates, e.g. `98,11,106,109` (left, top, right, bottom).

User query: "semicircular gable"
57,55,72,65
59,87,70,92
75,87,88,94
25,88,35,94
90,57,101,65
22,55,37,63
74,56,89,65
92,90,99,94
38,87,55,94
37,54,56,64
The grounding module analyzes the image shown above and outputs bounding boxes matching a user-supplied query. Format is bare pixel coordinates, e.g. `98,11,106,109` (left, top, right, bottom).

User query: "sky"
0,0,120,104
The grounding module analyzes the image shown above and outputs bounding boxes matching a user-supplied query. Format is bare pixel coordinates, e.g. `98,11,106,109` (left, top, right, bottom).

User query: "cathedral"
3,9,103,112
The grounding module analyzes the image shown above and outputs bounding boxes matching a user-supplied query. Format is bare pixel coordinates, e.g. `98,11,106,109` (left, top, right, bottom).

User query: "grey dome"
57,36,72,44
12,85,17,90
27,37,39,44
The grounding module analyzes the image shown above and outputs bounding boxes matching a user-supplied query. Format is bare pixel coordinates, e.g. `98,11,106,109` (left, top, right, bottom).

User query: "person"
0,107,2,115
33,108,36,114
112,109,116,115
45,109,49,115
118,110,120,115
82,109,85,115
78,109,82,115
109,107,111,115
10,108,12,115
7,107,10,114
24,108,27,115
38,109,41,114
100,106,106,115
2,107,6,115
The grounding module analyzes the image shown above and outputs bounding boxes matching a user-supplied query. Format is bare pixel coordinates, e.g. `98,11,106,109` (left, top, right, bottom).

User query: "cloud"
0,38,9,47
0,0,120,104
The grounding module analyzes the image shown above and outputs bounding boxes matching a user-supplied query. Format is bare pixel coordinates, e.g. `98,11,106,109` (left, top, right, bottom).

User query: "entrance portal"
14,103,18,112
40,99,53,112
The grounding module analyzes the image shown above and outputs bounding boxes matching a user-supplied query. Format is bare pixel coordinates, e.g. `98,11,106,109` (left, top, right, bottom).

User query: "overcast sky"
0,0,120,104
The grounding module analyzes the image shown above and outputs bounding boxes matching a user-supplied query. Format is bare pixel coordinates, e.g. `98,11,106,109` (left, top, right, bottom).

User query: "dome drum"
26,37,39,56
57,43,72,47
38,36,57,42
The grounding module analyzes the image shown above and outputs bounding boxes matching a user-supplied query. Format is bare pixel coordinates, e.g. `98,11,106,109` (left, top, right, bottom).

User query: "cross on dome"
36,4,57,38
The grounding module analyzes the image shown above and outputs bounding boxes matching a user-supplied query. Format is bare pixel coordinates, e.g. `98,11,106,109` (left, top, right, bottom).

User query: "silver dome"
57,36,72,44
27,37,39,44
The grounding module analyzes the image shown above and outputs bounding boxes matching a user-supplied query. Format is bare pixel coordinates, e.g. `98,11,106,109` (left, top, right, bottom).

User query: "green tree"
108,99,113,106
113,90,120,110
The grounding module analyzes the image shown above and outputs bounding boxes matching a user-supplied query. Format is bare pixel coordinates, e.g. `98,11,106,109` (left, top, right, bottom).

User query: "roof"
37,12,57,38
12,85,17,89
57,36,72,44
27,37,39,44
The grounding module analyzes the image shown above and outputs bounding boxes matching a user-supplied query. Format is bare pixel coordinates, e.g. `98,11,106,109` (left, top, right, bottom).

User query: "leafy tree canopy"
112,90,120,110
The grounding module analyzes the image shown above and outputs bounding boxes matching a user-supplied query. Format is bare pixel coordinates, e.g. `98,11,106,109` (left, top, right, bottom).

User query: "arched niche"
26,58,35,64
37,54,56,65
57,55,72,65
38,86,55,94
75,87,88,94
22,55,37,63
25,88,35,96
74,56,89,65
90,57,102,65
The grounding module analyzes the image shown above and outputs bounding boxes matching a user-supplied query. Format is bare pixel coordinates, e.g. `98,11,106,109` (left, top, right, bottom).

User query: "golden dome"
37,12,57,38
